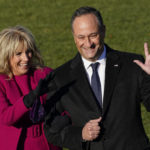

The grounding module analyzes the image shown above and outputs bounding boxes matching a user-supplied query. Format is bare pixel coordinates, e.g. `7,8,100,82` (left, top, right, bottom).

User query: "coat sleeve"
0,82,29,126
44,122,83,150
140,71,150,111
0,67,52,126
43,79,84,150
136,55,150,111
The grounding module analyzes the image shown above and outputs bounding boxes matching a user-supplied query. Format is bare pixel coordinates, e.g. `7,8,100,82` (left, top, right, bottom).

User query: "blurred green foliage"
0,0,150,149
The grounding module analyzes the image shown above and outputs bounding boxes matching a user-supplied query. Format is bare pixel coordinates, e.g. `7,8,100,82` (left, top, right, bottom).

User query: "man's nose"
85,37,92,47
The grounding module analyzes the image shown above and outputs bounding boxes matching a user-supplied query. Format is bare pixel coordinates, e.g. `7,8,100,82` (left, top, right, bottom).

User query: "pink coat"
0,67,61,150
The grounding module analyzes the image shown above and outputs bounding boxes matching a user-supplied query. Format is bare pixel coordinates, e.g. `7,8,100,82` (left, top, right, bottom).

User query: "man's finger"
133,60,146,70
89,117,102,123
144,42,149,57
88,124,100,130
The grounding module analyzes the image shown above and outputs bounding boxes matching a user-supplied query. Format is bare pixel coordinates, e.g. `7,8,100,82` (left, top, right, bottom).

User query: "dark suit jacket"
44,45,150,150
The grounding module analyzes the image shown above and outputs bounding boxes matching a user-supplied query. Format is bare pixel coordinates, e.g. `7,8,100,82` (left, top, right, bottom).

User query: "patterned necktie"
91,62,102,107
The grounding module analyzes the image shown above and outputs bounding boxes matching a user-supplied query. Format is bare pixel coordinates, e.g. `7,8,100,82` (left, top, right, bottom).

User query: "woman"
0,26,61,150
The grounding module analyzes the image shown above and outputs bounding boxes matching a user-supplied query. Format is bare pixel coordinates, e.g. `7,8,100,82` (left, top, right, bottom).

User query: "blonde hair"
0,25,44,78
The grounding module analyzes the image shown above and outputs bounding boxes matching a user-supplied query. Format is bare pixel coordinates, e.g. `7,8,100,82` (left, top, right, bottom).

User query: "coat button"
103,137,106,141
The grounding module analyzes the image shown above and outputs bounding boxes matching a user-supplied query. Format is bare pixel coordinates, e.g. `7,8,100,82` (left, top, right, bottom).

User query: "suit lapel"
70,54,102,114
102,46,121,116
68,47,121,117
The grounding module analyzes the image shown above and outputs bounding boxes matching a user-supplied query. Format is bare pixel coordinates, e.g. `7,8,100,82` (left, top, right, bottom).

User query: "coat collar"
70,54,102,115
102,45,121,116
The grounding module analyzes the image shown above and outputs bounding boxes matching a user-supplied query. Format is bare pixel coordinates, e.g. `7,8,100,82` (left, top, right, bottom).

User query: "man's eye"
90,34,98,38
78,36,85,40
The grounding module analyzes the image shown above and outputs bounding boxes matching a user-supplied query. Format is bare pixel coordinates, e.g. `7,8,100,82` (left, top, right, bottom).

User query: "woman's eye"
27,49,32,54
16,52,22,56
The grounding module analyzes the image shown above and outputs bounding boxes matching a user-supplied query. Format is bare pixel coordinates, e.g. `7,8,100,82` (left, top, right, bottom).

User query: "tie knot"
91,62,99,71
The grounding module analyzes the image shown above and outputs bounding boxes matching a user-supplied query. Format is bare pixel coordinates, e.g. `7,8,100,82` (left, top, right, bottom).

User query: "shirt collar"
82,45,106,70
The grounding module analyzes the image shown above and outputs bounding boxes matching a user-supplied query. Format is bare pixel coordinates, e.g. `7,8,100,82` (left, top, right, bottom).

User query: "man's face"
72,13,105,62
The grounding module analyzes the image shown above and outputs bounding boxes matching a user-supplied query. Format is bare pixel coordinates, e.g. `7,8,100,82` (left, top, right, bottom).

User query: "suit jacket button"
103,137,106,141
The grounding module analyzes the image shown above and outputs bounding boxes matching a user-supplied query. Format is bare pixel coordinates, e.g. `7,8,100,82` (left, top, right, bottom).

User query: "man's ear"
72,32,77,44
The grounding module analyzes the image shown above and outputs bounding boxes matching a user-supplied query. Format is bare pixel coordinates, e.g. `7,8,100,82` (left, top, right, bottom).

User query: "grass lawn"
0,0,150,149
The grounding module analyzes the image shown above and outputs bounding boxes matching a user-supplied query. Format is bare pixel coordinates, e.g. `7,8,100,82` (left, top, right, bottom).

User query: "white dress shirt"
81,46,106,105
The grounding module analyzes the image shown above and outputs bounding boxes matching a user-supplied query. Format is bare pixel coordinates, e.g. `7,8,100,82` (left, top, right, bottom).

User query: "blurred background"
0,0,150,148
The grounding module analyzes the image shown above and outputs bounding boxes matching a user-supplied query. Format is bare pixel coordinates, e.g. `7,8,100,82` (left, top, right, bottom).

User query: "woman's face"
10,43,32,76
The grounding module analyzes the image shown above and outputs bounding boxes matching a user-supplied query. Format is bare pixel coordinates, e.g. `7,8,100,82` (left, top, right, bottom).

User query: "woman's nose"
22,53,29,61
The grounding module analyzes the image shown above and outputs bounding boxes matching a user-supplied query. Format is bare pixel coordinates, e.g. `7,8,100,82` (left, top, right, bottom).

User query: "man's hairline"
71,13,102,33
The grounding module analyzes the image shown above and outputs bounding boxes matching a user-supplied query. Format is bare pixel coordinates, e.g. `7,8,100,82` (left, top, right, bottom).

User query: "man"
44,6,150,150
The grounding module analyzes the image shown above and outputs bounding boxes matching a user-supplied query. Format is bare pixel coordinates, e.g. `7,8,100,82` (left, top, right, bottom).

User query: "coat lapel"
67,46,121,117
102,46,121,116
70,54,102,115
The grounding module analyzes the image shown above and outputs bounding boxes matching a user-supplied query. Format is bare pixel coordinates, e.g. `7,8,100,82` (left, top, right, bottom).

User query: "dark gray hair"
71,6,104,32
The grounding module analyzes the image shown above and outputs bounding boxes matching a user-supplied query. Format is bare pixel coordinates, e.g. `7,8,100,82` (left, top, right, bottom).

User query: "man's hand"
82,117,102,141
134,42,150,75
